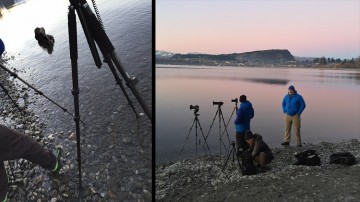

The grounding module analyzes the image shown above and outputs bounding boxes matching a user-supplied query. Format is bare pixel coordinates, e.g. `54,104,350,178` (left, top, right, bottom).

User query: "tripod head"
190,105,199,116
213,101,223,107
231,97,238,109
230,140,235,146
231,98,238,104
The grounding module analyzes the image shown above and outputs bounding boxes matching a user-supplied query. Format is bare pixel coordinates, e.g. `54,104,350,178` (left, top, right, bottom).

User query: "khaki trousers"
284,114,301,144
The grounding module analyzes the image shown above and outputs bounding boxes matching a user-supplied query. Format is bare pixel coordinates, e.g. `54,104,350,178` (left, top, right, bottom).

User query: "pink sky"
156,0,360,59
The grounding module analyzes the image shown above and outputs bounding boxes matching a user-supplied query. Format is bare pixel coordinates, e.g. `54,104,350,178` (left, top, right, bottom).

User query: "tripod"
204,102,231,156
221,98,238,144
68,0,152,188
181,113,212,157
222,141,243,171
0,82,22,112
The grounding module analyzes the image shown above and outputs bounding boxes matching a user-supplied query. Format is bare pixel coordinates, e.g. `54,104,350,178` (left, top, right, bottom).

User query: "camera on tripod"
213,101,223,106
231,98,238,104
190,105,199,115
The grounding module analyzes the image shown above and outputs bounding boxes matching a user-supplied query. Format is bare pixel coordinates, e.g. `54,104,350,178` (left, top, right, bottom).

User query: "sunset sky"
156,0,360,59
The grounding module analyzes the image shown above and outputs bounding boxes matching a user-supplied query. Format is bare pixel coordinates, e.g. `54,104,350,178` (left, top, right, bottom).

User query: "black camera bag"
329,152,356,166
239,150,257,175
294,149,321,166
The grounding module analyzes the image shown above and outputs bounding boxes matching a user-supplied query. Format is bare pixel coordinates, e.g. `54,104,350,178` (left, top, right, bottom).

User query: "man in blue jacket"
234,95,254,154
281,85,306,147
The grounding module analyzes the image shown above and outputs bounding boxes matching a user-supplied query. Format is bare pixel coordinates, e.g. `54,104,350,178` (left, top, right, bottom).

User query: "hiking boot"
50,146,62,174
281,142,289,146
2,192,8,202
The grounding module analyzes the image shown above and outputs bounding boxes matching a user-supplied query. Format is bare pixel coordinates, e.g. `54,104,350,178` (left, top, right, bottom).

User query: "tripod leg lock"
126,76,138,88
71,89,79,95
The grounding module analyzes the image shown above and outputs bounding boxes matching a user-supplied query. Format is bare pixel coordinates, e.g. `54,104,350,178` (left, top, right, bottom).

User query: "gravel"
1,54,152,201
156,140,360,201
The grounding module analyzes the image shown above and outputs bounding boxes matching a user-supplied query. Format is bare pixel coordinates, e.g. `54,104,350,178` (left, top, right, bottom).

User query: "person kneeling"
244,131,274,173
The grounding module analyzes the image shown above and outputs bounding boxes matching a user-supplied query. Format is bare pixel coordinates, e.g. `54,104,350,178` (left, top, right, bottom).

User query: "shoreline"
156,138,359,165
155,63,360,71
156,139,360,201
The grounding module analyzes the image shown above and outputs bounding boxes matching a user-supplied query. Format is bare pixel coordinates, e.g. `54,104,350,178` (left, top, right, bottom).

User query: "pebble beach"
156,139,360,201
1,53,152,201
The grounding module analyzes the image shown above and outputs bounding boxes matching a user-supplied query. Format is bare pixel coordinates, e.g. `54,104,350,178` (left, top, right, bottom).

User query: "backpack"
294,149,321,166
239,150,257,175
329,152,356,166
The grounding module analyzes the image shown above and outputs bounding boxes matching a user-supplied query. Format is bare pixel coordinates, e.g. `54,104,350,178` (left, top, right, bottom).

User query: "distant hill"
156,49,297,66
235,49,296,64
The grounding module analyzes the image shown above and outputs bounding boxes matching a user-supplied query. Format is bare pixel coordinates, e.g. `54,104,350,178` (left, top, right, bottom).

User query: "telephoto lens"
213,101,223,106
231,98,238,103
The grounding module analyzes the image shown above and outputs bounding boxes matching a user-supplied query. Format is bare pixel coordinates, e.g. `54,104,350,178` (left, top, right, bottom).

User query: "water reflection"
156,65,360,164
243,78,289,85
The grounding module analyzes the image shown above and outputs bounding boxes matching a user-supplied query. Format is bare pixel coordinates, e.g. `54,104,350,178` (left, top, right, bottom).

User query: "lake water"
156,65,360,164
0,0,152,133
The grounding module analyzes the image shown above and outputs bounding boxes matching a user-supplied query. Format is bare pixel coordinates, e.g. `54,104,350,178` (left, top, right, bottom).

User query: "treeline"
314,56,360,68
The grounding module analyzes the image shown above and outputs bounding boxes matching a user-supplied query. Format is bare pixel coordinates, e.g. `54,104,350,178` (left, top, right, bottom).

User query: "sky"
156,0,360,59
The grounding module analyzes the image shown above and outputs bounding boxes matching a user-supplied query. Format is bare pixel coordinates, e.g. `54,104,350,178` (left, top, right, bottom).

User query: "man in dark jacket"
0,125,61,202
245,131,274,172
234,95,254,154
281,85,306,147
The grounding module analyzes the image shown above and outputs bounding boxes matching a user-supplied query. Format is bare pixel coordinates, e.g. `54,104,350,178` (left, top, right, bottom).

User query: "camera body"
213,101,223,106
190,105,199,115
231,98,238,104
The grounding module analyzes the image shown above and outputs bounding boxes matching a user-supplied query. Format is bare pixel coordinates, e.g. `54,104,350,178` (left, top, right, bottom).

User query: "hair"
240,95,247,102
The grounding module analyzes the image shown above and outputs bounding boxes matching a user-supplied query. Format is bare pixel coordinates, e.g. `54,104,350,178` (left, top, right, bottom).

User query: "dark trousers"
0,125,56,201
236,131,249,153
254,152,273,167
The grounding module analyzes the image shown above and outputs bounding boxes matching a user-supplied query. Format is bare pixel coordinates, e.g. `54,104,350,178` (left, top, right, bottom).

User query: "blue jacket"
0,38,4,56
234,101,254,133
282,91,306,116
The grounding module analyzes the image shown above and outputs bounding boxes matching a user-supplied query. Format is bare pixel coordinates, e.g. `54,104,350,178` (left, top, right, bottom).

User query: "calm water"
156,65,360,164
0,0,152,133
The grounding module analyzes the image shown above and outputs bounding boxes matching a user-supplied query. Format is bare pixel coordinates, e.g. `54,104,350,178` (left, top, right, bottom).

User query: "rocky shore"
156,139,360,201
1,55,152,201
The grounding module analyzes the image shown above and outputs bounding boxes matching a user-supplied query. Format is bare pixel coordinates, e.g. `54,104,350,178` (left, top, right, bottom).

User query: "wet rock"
34,27,55,54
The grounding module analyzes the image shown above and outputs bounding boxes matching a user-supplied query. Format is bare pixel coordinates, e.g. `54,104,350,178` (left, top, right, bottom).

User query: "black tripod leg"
0,82,22,112
221,106,236,139
204,108,219,141
236,154,244,170
220,110,231,146
181,117,196,151
222,148,233,171
198,119,213,158
103,55,138,117
109,52,152,122
75,4,102,68
71,1,151,122
68,6,82,189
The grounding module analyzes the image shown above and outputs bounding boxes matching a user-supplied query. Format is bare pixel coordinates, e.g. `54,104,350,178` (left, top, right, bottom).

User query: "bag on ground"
239,150,257,175
294,149,321,166
329,152,356,166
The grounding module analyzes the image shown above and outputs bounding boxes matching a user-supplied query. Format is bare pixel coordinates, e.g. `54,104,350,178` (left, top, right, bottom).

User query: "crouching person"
244,130,274,173
0,124,61,202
